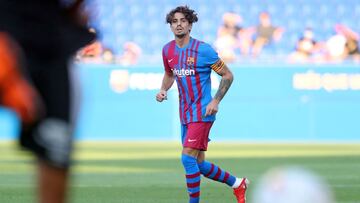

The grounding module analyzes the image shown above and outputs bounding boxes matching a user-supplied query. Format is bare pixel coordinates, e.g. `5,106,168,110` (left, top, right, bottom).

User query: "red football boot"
233,178,249,203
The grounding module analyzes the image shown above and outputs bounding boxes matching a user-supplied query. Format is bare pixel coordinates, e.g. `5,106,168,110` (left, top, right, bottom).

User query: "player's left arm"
204,59,234,116
212,59,234,102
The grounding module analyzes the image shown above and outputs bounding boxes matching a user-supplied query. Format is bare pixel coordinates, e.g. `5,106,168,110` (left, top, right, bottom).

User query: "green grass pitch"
0,141,359,203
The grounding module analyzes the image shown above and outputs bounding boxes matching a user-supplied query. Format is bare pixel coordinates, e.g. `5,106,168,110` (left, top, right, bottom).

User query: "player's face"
170,12,192,39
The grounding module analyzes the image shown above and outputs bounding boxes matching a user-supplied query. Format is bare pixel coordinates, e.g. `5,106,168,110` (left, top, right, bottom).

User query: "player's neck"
175,35,190,48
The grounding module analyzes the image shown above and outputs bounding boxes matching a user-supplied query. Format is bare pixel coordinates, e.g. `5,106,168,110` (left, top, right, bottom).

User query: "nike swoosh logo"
168,58,174,63
188,139,197,142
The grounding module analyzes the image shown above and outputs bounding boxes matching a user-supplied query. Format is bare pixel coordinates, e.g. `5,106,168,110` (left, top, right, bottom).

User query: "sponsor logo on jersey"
172,68,195,77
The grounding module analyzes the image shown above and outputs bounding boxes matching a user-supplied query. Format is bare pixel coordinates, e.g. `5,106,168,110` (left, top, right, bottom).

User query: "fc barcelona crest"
186,57,195,66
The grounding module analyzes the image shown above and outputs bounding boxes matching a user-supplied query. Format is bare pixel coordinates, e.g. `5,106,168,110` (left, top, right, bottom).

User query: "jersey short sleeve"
202,43,220,66
201,42,225,73
162,46,172,75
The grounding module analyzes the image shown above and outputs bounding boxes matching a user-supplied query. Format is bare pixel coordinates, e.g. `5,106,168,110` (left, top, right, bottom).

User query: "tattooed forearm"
214,78,232,101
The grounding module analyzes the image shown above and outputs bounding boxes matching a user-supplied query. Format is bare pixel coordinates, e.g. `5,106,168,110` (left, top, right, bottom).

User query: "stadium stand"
85,0,360,63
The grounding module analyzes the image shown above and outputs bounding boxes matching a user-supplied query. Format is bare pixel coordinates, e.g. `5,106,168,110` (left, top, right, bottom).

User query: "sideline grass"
0,141,359,203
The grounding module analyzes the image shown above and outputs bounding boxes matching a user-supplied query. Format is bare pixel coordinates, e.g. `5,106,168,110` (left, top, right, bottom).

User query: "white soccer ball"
252,166,335,203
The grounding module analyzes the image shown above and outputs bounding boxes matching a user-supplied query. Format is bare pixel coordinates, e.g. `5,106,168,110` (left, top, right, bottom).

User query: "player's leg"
182,147,201,203
181,124,201,203
0,32,71,203
197,151,240,187
20,59,73,203
195,128,249,203
38,160,69,203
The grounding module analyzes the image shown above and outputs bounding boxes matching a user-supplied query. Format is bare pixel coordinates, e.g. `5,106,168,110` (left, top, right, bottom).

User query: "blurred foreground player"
253,166,335,203
156,6,249,203
0,0,95,203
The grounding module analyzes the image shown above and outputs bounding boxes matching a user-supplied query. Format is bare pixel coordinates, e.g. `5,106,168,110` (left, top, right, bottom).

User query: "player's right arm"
156,47,174,102
156,72,174,102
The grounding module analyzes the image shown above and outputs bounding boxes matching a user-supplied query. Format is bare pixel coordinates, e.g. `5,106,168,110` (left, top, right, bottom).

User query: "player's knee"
32,118,73,169
182,147,199,156
181,154,197,168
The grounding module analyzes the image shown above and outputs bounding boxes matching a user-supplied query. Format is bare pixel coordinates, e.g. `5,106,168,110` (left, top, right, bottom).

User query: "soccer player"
156,5,249,203
0,1,95,203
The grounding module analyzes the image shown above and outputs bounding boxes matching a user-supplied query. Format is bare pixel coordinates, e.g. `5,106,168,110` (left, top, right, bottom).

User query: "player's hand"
204,99,219,117
156,90,168,102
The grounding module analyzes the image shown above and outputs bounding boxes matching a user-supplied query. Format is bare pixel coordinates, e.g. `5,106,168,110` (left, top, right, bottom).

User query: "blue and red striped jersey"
162,37,222,124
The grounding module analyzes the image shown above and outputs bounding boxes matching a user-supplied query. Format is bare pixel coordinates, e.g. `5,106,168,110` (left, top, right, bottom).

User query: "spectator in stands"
288,28,321,63
214,12,252,63
102,48,115,63
340,25,360,62
251,12,284,56
77,28,117,64
324,24,360,63
215,12,241,63
77,28,103,61
79,40,102,58
346,36,360,62
118,41,142,66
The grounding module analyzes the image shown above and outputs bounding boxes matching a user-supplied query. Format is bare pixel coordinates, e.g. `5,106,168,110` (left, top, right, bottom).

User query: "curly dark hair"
166,5,198,24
